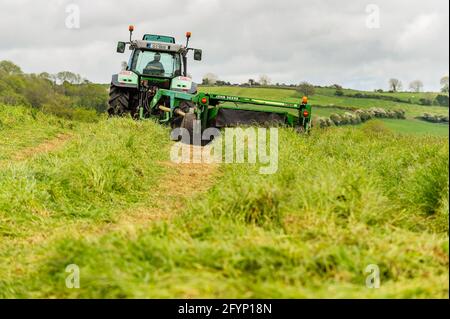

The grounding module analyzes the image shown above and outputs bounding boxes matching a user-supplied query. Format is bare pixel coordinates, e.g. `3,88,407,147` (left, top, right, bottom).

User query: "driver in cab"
144,52,165,76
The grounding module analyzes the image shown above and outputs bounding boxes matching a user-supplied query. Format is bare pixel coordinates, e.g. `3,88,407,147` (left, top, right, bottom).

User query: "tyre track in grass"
105,145,219,232
12,133,72,161
0,133,72,168
2,145,219,244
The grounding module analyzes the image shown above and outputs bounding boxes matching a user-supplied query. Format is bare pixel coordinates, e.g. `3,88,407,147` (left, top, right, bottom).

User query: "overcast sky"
0,0,448,91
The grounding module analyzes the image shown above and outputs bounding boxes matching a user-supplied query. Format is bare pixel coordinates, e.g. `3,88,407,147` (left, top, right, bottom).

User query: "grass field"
0,102,448,298
380,119,449,136
314,87,441,104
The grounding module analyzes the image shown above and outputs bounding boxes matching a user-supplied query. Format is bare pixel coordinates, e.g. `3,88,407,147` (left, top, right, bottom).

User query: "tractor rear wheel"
108,84,132,117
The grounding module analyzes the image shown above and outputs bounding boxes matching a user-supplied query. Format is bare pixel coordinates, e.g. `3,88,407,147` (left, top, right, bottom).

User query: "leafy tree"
435,94,449,107
440,76,449,94
333,84,344,96
297,81,315,96
0,60,22,75
38,72,51,81
56,71,82,84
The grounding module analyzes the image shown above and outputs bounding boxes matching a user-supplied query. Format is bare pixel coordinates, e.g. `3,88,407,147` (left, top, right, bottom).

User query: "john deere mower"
108,26,312,142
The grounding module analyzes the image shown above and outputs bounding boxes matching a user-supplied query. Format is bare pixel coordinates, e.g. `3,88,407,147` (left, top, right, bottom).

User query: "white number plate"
150,43,169,50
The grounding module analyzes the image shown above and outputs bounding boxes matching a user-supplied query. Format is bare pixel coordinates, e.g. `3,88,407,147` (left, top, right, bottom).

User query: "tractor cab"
115,27,201,80
109,26,203,116
128,42,183,78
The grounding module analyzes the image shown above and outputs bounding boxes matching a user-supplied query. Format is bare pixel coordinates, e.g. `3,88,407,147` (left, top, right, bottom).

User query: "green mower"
108,26,312,141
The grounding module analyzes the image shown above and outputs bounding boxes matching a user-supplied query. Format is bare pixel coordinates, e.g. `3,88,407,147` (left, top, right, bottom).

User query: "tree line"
388,76,449,94
0,60,108,121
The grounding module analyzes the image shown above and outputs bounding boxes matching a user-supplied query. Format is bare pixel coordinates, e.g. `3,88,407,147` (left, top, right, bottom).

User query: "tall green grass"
0,113,172,298
2,121,447,298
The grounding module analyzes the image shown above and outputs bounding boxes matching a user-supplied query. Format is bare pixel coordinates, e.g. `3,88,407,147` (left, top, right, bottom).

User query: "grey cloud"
0,0,448,91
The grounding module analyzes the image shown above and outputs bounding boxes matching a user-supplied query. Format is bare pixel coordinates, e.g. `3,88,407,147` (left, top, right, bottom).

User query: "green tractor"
109,26,312,142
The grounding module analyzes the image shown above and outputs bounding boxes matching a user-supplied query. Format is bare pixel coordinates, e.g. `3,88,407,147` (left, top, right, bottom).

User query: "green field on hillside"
314,87,441,104
0,104,448,298
380,119,449,136
200,87,449,118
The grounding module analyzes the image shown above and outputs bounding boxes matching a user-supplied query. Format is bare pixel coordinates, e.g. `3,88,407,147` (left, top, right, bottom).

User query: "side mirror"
194,49,202,61
117,42,126,53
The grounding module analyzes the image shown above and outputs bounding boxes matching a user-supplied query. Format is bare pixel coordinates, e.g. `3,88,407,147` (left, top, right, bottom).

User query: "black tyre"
296,126,305,134
171,102,201,144
171,101,194,129
180,112,199,145
108,84,132,117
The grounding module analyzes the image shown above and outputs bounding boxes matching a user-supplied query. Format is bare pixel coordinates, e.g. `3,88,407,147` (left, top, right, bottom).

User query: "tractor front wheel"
180,112,199,145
